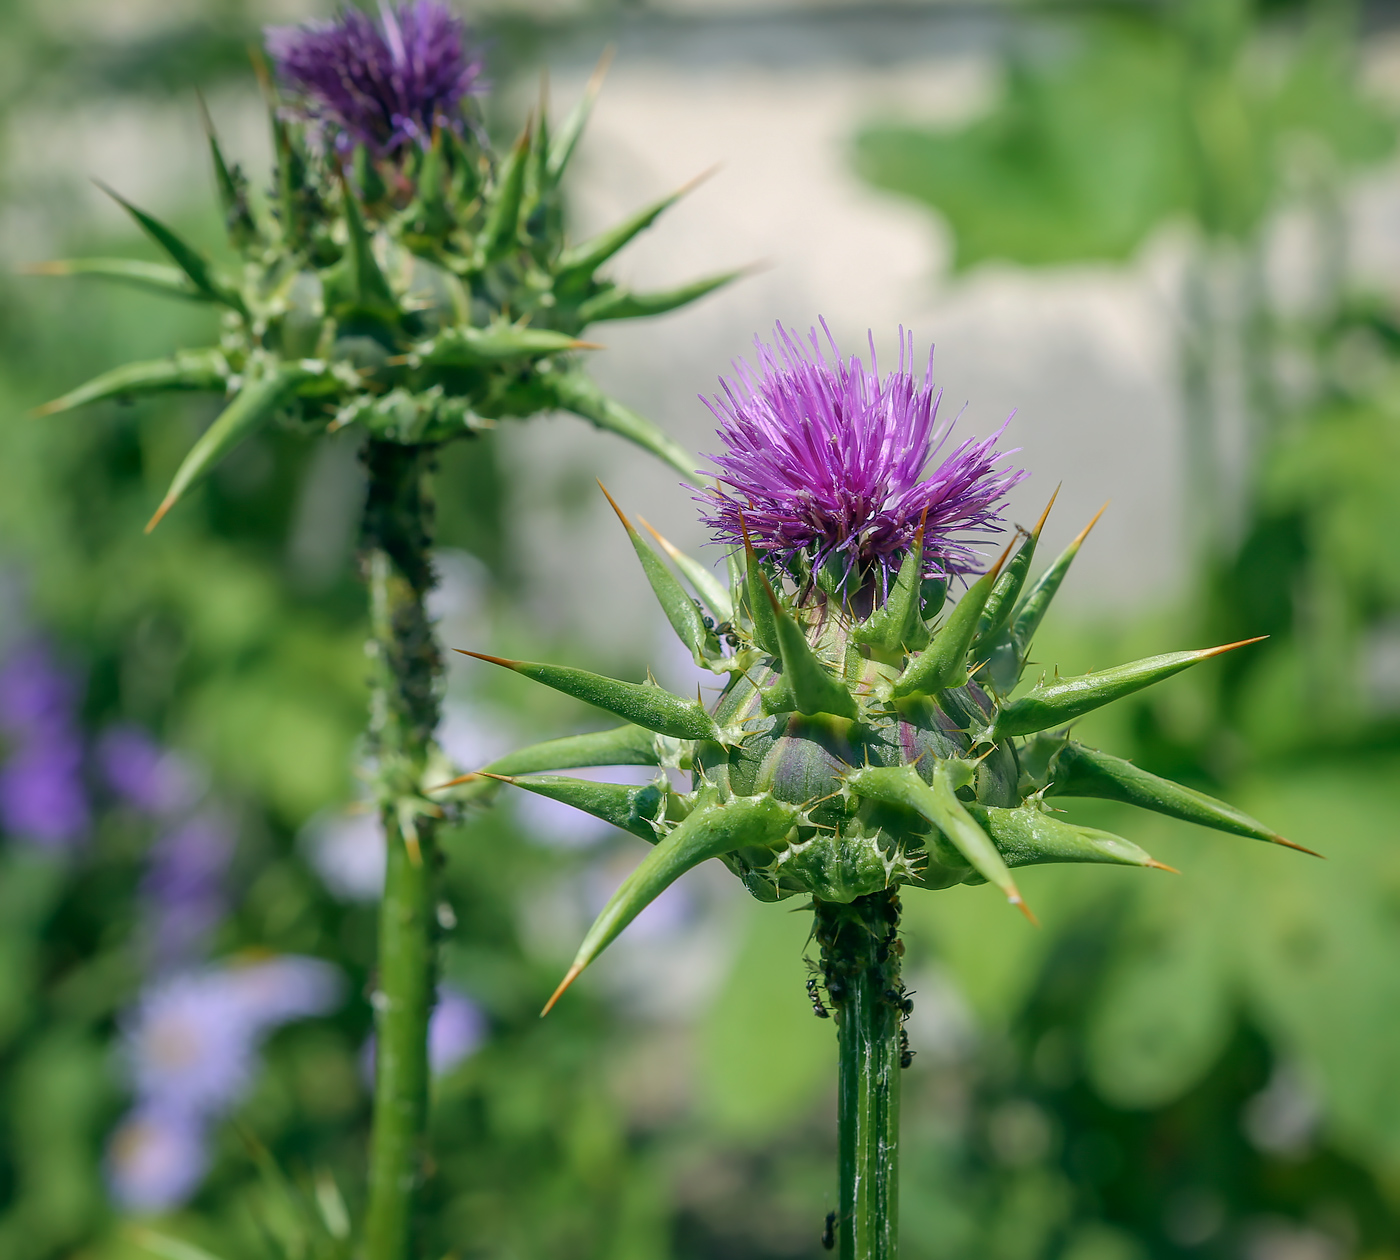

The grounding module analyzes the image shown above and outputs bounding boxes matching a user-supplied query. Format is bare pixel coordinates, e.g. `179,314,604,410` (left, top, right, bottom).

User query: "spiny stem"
816,889,904,1260
361,441,442,1260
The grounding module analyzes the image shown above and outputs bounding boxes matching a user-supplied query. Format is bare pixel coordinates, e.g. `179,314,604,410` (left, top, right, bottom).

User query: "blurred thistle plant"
29,3,739,1257
444,322,1309,1259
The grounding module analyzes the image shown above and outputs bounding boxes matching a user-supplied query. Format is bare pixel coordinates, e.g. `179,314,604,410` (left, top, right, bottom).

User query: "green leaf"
847,760,1031,917
546,49,611,185
339,183,397,319
1010,503,1106,654
457,651,720,742
34,349,228,417
198,94,258,248
599,484,722,667
972,803,1165,871
890,545,1011,699
974,488,1057,647
543,369,694,477
488,773,668,842
736,526,782,657
555,171,710,284
146,361,317,531
853,525,929,656
96,181,246,315
1046,740,1311,853
638,517,734,623
543,793,799,1013
479,121,531,263
763,580,858,720
575,269,744,324
23,257,206,302
419,324,588,367
992,638,1265,739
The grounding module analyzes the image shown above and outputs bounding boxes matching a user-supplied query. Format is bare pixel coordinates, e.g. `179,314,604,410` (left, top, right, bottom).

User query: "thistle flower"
141,812,234,971
105,1104,210,1213
266,2,485,157
700,323,1024,594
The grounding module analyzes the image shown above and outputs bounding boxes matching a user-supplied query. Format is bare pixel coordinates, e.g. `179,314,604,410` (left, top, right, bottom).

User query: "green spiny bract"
446,491,1306,1013
31,62,733,528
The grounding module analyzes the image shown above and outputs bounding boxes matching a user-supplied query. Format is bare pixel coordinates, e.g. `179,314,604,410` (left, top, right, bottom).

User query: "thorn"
1197,636,1269,659
475,771,517,785
1146,858,1181,874
195,88,216,138
970,745,998,766
1271,835,1324,858
145,493,177,534
1010,891,1039,926
453,648,519,669
677,165,721,198
913,506,929,558
17,261,70,276
425,771,481,791
570,340,605,351
1031,484,1061,541
1069,502,1109,551
247,43,274,99
596,480,635,534
30,396,66,418
404,831,423,866
585,44,616,99
541,962,585,1017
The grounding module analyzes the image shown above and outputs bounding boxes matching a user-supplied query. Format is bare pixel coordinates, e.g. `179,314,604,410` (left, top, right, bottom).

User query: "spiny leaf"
575,268,746,323
738,515,782,656
483,772,668,842
1046,740,1318,855
427,724,666,796
479,120,532,263
846,760,1033,919
542,793,798,1014
339,180,397,318
95,181,246,315
599,482,722,666
546,46,613,184
971,803,1171,871
457,651,720,742
638,516,734,622
198,92,257,248
992,638,1266,739
975,486,1058,646
418,325,593,367
23,257,205,302
34,349,228,417
544,369,694,476
854,510,930,655
1011,501,1107,652
890,540,1014,698
763,579,858,720
146,361,316,532
555,168,714,283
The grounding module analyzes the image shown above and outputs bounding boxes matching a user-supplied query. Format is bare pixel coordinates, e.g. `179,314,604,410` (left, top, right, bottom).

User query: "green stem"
816,890,904,1260
361,441,442,1260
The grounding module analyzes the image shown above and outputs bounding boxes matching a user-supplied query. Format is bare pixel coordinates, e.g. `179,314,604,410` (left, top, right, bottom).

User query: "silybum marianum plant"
31,5,736,1258
449,323,1309,1259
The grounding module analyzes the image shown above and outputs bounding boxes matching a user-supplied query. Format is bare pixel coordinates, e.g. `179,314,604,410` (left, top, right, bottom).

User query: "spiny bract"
30,7,734,529
440,325,1306,1014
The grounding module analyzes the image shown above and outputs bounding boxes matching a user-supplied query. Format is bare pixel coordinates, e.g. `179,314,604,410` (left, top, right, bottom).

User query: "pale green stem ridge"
816,891,903,1260
361,441,442,1260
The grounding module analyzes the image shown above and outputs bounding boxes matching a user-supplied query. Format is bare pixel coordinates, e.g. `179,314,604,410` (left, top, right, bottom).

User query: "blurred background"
2,0,1400,1257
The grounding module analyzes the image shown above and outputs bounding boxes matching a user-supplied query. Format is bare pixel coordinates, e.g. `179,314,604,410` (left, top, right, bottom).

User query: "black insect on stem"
807,976,831,1019
900,1027,915,1069
821,1211,836,1251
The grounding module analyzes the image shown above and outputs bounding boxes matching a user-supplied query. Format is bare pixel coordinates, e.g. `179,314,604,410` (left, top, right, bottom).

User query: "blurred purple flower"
0,640,88,849
429,986,487,1074
142,813,234,970
699,323,1025,591
123,957,344,1116
304,808,386,901
104,1104,210,1214
98,725,201,817
266,2,485,157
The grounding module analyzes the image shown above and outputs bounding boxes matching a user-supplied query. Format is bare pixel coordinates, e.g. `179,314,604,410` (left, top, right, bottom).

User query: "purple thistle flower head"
699,323,1026,597
266,2,485,157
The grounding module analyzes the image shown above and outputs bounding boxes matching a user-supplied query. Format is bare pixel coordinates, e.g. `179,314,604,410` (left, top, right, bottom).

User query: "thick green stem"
816,890,904,1260
361,441,442,1260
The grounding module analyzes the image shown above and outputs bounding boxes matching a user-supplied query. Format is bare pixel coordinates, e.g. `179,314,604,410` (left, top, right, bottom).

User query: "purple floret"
266,2,485,157
699,323,1025,592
